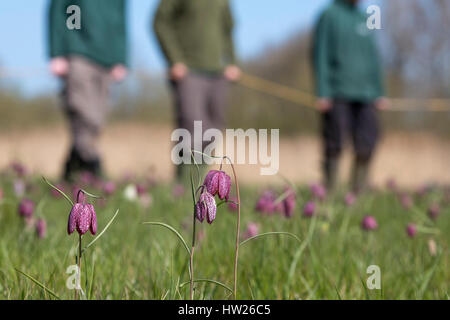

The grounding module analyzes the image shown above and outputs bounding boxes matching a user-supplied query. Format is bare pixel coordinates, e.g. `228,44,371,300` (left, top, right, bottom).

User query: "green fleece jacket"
313,0,384,102
153,0,236,73
48,0,127,68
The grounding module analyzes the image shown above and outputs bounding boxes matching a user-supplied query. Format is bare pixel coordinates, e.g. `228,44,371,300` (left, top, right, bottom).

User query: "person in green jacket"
48,0,128,181
313,0,389,193
153,0,241,183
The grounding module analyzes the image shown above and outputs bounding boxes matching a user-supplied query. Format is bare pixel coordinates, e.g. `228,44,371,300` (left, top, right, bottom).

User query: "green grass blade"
42,176,74,207
179,279,233,293
142,222,191,256
239,232,301,247
15,268,61,300
83,209,120,252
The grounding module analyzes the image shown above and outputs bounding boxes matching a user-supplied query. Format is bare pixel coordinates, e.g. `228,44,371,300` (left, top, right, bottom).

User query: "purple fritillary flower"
361,215,378,231
345,192,357,207
428,204,441,220
282,187,296,218
103,181,117,196
255,190,277,215
18,199,34,218
406,223,417,238
195,192,217,224
310,183,327,201
67,203,97,236
303,201,316,218
172,184,185,197
204,170,231,201
242,222,259,240
0,187,3,201
36,218,47,239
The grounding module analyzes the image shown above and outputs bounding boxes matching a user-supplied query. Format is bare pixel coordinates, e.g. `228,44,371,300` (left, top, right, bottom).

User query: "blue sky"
0,0,375,96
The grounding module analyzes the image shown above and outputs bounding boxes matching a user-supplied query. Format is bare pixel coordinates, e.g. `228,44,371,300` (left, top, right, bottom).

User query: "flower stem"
228,160,241,300
75,234,82,300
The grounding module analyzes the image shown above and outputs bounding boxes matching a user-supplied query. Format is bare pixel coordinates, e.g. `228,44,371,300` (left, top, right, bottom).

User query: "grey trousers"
171,73,229,135
170,73,229,180
62,56,111,162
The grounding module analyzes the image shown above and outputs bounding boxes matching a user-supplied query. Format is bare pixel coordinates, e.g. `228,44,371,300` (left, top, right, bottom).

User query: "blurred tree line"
0,0,449,136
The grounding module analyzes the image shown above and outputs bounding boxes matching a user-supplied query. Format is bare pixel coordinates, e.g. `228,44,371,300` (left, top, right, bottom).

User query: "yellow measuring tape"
239,73,450,112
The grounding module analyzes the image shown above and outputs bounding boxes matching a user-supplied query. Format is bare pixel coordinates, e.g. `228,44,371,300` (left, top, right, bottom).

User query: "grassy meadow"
0,167,448,300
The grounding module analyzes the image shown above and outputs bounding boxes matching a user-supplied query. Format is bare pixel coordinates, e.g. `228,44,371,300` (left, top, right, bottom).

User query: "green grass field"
0,170,448,300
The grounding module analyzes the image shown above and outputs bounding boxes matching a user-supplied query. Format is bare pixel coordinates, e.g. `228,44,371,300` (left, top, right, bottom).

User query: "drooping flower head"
36,218,47,239
303,201,316,218
282,187,296,218
406,223,417,238
67,191,97,236
18,199,34,218
204,170,231,201
195,191,217,224
361,215,378,231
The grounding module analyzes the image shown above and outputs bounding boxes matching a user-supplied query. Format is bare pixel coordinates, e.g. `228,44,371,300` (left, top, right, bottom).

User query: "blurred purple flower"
103,181,116,196
282,187,296,218
345,192,356,207
0,187,3,201
428,204,440,220
242,222,259,240
399,193,413,210
136,183,148,197
79,171,95,186
386,178,397,192
361,215,378,231
13,179,26,197
255,190,277,215
303,201,316,218
11,162,27,177
406,223,417,238
36,218,47,239
310,183,327,201
172,184,185,197
204,170,231,201
18,199,34,218
195,192,217,224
